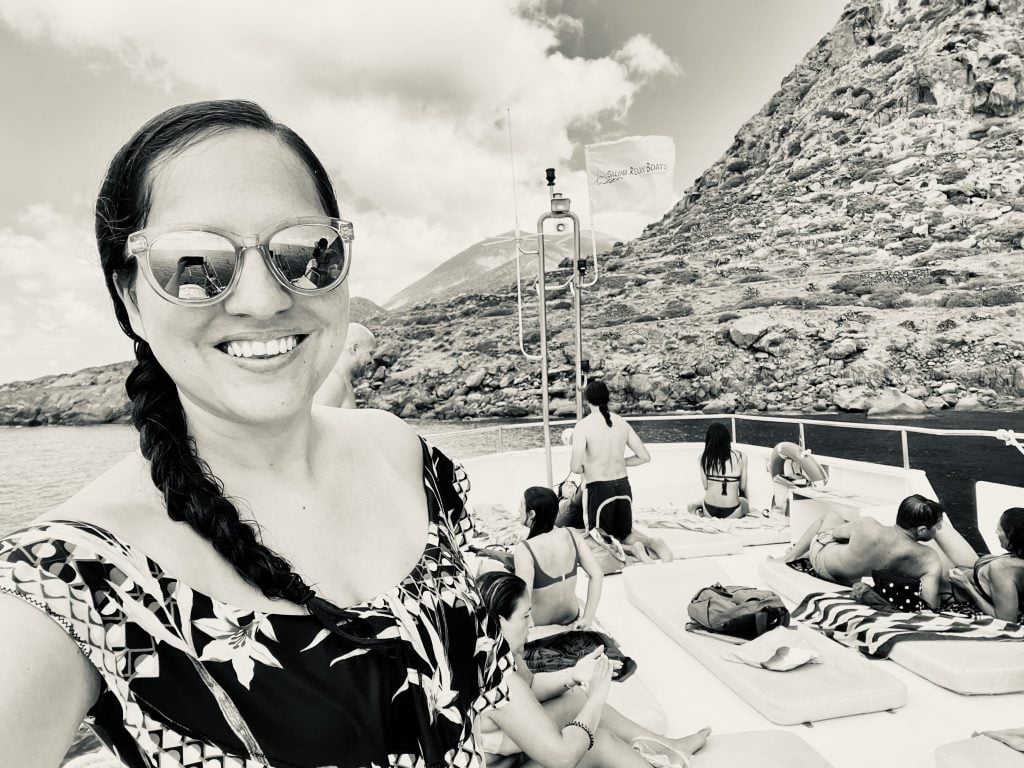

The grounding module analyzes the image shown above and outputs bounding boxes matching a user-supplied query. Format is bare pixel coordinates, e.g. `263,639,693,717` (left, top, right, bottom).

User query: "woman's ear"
113,270,148,342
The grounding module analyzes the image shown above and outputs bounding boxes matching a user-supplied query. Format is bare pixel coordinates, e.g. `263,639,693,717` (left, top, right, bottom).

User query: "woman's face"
997,521,1009,551
120,130,348,428
518,496,530,526
498,593,532,653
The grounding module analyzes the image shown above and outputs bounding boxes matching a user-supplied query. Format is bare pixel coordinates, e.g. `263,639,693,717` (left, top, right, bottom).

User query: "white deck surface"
590,546,1024,768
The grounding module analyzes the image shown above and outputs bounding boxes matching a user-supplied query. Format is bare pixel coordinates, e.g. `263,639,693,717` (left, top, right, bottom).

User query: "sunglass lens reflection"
269,225,346,291
149,231,235,301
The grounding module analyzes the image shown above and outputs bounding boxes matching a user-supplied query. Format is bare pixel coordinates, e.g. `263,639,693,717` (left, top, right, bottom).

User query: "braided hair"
584,379,612,427
95,100,338,605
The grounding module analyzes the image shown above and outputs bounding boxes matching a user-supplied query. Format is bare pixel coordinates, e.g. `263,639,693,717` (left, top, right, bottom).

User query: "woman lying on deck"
693,423,749,519
515,487,605,628
941,508,1024,623
477,571,710,768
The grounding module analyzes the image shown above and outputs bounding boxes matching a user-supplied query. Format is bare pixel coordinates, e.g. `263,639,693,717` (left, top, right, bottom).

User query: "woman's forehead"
145,130,322,229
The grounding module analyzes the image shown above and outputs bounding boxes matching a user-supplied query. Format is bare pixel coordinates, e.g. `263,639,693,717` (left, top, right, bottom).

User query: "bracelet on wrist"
565,720,595,751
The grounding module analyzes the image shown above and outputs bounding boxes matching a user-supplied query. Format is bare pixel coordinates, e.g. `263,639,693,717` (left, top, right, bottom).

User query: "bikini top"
972,553,1024,615
521,530,581,589
704,453,743,496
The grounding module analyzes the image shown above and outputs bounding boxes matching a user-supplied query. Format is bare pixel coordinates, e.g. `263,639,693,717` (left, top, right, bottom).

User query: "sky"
0,0,847,383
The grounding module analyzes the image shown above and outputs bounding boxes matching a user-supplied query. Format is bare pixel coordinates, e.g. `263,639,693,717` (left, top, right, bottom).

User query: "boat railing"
422,412,1024,469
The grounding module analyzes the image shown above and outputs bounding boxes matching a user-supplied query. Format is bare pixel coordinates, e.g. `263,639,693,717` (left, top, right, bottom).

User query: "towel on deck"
635,508,788,536
975,727,1024,753
721,626,821,671
793,591,1024,658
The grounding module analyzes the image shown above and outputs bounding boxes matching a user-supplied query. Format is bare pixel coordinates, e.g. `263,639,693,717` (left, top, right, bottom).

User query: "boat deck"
589,545,1024,768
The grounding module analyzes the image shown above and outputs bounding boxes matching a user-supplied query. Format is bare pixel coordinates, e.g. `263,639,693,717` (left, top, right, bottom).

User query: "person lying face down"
475,571,710,768
772,494,948,609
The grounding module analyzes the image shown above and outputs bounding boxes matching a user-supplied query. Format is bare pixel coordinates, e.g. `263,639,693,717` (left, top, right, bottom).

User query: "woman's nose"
222,246,293,318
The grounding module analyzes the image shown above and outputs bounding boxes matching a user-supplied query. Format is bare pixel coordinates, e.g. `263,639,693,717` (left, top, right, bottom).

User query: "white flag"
585,135,675,215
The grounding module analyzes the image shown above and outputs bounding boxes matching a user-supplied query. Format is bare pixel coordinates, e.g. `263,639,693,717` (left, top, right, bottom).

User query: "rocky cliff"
4,0,1024,426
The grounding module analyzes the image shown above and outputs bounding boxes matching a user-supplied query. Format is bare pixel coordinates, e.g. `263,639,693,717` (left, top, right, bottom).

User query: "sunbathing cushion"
697,731,832,767
759,559,1024,695
935,736,1024,768
624,560,906,725
657,529,743,559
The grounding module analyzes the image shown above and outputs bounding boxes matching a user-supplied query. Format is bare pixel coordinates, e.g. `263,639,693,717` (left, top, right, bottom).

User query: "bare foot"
672,726,711,756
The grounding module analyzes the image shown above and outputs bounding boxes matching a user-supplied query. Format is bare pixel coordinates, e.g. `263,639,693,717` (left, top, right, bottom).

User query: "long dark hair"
523,486,558,538
701,422,734,477
585,380,612,427
1000,508,1024,558
476,571,528,621
95,100,338,605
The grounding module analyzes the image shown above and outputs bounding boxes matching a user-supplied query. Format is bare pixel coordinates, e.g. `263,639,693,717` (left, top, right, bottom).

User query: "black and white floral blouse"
0,442,513,768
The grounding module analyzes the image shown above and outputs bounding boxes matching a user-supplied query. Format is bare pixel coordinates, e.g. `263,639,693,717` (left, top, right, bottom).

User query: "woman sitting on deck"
942,508,1024,622
477,571,709,768
515,487,605,628
693,422,749,519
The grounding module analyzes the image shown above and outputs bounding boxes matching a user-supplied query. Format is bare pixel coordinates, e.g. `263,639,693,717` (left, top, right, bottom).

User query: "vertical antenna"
507,107,520,240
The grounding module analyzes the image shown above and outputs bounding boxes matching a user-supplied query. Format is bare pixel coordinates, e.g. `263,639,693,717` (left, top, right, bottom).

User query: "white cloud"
615,34,684,79
0,0,678,305
0,204,132,382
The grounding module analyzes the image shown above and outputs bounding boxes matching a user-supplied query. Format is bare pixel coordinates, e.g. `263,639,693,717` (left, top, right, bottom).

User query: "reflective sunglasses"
124,216,354,305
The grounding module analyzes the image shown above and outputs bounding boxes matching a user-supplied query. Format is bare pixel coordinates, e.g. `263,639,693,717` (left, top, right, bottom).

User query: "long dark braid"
584,379,613,427
96,101,340,607
125,341,311,601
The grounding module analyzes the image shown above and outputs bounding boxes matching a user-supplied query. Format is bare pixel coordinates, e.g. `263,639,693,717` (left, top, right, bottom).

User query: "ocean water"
2,410,1022,548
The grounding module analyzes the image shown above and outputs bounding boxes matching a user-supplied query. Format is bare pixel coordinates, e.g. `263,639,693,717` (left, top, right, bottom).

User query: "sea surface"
2,410,1022,549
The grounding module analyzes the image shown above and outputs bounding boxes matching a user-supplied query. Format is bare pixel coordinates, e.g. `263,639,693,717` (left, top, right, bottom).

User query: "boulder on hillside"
953,395,985,412
833,386,875,412
701,393,739,414
867,389,927,416
729,315,773,348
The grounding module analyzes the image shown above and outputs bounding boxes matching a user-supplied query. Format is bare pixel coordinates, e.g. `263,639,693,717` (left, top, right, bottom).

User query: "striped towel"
793,591,1024,658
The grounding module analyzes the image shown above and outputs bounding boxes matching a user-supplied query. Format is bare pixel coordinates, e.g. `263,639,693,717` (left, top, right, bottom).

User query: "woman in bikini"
695,422,749,519
514,487,605,628
945,508,1024,622
477,571,710,768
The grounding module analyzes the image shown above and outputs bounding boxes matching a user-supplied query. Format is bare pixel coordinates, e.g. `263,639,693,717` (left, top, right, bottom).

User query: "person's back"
825,517,939,584
516,528,583,626
776,495,947,608
574,410,631,482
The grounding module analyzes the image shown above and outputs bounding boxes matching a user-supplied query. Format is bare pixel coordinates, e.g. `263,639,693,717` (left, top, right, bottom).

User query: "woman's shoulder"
317,406,422,463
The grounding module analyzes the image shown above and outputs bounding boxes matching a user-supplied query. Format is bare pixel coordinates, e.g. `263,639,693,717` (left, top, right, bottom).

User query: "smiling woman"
0,101,518,768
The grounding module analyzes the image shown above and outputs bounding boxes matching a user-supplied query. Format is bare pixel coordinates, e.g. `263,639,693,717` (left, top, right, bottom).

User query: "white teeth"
224,335,299,359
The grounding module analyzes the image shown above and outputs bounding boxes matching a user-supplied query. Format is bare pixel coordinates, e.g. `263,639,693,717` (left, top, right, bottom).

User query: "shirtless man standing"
569,380,672,563
314,323,376,409
773,494,947,609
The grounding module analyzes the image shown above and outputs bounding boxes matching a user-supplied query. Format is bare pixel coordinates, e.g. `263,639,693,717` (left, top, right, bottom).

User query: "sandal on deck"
632,737,693,768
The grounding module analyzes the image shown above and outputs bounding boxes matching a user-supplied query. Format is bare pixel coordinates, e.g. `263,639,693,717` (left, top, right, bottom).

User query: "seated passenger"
514,487,605,628
942,507,1024,623
694,422,749,519
477,571,710,768
772,494,947,609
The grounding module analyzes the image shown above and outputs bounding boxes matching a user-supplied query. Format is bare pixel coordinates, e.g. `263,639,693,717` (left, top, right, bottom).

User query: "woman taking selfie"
0,101,512,767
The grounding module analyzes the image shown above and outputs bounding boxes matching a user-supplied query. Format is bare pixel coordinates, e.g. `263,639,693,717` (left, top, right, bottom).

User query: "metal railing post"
799,422,806,450
730,416,737,443
901,430,910,470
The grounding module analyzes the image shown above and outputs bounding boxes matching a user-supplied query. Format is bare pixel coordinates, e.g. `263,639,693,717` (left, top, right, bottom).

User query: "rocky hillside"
4,0,1024,426
358,0,1024,420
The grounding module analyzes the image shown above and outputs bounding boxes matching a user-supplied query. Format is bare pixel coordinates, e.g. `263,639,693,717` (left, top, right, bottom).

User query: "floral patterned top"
0,442,513,768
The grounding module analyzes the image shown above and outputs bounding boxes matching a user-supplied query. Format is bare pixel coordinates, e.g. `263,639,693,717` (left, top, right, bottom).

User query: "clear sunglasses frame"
124,215,354,306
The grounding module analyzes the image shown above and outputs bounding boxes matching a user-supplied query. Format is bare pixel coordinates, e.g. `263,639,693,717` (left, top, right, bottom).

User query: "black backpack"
687,583,790,640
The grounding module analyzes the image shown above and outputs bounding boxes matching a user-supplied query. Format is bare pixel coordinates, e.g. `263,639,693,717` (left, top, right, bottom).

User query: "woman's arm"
739,452,748,497
574,530,604,629
0,596,101,768
485,656,612,768
949,568,997,617
698,463,709,492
